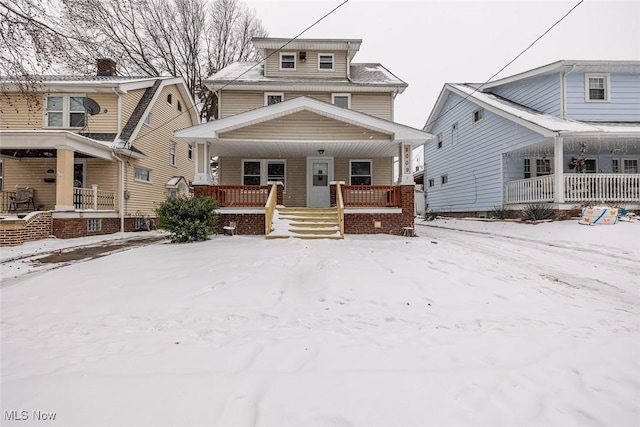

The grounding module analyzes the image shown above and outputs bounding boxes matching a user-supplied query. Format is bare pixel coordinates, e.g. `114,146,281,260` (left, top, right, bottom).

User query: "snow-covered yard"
1,218,639,427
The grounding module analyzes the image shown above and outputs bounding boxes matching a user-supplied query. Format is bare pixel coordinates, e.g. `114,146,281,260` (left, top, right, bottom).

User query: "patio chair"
10,188,35,211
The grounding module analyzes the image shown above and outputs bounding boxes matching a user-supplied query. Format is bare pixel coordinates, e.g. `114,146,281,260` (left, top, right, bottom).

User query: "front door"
307,157,333,207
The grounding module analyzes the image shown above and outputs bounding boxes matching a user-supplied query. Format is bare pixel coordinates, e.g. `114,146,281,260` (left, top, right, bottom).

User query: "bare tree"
0,0,74,111
58,0,266,121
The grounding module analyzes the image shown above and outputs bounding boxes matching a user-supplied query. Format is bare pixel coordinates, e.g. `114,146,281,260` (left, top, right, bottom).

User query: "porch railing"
264,183,279,235
73,186,116,210
504,173,640,204
341,185,401,207
335,181,345,236
504,175,555,204
1,191,17,212
209,185,270,207
564,173,640,202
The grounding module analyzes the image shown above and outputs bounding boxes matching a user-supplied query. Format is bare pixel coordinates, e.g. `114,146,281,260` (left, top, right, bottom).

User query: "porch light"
318,149,325,155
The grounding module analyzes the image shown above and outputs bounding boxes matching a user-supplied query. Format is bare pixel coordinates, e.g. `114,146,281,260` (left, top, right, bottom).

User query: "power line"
423,0,584,130
133,0,350,143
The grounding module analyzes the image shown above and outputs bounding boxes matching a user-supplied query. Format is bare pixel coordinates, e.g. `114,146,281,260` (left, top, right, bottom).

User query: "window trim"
188,144,193,161
621,158,639,173
242,159,287,190
524,157,552,178
264,92,284,106
0,159,3,191
279,52,296,70
436,133,442,149
428,178,435,188
44,94,87,129
169,141,177,167
441,174,448,186
472,108,484,123
585,73,610,102
331,93,351,108
143,112,152,126
349,159,373,186
134,166,152,183
87,219,102,232
167,94,172,104
177,100,182,112
318,53,335,71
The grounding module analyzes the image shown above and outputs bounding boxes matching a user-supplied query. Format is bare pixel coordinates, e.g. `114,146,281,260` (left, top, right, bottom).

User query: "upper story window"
169,142,177,166
428,178,435,188
472,108,484,123
188,144,193,161
585,73,610,102
45,95,86,128
0,160,3,191
167,94,172,104
144,112,152,126
177,100,182,112
332,93,350,108
436,133,442,149
350,160,372,185
441,174,448,185
451,122,459,145
318,54,334,71
265,92,284,106
280,53,296,70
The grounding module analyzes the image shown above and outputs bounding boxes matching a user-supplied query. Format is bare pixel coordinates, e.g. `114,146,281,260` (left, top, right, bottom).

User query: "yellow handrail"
264,182,279,237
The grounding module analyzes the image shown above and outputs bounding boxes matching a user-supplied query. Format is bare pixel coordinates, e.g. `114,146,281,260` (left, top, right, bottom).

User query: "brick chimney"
96,58,117,76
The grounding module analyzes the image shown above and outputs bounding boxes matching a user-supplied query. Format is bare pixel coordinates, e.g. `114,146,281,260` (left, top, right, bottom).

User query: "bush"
425,210,440,221
490,206,515,219
155,195,218,243
522,203,553,221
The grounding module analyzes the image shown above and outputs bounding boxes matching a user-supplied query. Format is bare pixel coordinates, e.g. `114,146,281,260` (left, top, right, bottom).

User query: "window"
436,133,442,149
524,158,551,178
242,160,286,189
280,53,296,70
45,95,86,128
318,53,334,70
472,108,484,123
265,92,284,106
169,188,178,199
134,166,151,182
169,142,176,166
0,160,3,191
188,144,193,160
332,93,350,108
428,178,435,188
87,219,102,232
584,159,597,173
177,100,182,112
167,94,173,104
350,160,372,185
144,112,152,126
243,161,261,185
585,73,610,101
623,159,638,173
451,122,459,145
441,174,448,185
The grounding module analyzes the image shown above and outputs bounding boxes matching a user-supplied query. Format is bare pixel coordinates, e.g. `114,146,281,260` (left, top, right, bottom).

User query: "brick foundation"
0,212,53,246
217,213,265,235
53,217,120,239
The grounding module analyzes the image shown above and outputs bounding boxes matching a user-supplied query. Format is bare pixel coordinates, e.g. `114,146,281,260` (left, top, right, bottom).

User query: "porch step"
267,207,343,240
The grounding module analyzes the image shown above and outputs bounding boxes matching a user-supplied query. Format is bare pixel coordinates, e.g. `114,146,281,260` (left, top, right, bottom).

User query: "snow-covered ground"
1,218,639,427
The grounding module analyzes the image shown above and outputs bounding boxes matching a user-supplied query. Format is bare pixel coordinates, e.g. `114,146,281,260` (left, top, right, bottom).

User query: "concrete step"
268,206,343,240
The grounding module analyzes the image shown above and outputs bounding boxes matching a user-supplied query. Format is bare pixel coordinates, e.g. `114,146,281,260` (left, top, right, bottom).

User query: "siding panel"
566,72,640,120
489,74,561,115
265,50,348,79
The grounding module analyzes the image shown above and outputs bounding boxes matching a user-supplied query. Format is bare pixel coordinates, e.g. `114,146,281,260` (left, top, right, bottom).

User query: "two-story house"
423,60,640,217
0,59,199,245
176,38,430,238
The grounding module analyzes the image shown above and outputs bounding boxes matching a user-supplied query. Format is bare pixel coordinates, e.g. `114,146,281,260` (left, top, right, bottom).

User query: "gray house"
423,60,640,216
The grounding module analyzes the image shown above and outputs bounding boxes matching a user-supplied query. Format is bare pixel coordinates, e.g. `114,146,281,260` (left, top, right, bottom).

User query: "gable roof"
424,83,640,137
205,62,407,93
479,60,640,90
176,96,429,144
252,37,362,61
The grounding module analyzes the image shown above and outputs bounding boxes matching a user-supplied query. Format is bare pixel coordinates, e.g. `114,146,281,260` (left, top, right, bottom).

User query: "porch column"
399,142,414,185
553,136,565,203
55,148,75,211
193,142,213,185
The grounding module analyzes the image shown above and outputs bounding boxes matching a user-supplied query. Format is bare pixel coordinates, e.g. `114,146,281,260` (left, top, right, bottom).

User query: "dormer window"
280,53,296,70
585,73,610,102
318,54,334,71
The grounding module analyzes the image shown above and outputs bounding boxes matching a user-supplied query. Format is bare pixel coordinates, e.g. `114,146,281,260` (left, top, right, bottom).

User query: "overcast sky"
244,0,640,130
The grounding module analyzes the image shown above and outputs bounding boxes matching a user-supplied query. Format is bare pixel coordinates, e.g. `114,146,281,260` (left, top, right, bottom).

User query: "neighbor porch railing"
341,185,401,207
73,185,116,210
207,185,270,207
564,173,640,202
504,173,640,204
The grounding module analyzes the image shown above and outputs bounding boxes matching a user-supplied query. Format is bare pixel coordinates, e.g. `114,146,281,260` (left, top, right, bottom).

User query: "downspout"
111,87,125,233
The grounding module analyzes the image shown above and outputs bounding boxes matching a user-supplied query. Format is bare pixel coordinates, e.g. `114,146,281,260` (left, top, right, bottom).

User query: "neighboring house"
176,37,430,238
0,59,199,245
423,60,640,216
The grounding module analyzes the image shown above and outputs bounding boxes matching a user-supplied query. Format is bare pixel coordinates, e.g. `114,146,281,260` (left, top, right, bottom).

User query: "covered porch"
502,133,640,209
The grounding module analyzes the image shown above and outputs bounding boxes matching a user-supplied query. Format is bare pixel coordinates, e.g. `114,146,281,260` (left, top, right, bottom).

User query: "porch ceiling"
211,138,410,158
0,130,114,160
505,137,640,156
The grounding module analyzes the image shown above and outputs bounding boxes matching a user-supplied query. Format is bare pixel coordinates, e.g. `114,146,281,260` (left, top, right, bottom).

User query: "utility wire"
133,0,350,143
423,0,584,130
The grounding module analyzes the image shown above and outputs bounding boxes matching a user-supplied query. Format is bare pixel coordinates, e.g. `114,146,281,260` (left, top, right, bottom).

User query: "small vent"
299,51,306,62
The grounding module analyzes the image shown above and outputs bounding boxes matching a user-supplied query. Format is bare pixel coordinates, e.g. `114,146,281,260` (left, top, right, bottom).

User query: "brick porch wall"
53,217,120,239
343,185,415,235
0,212,53,246
217,213,265,235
